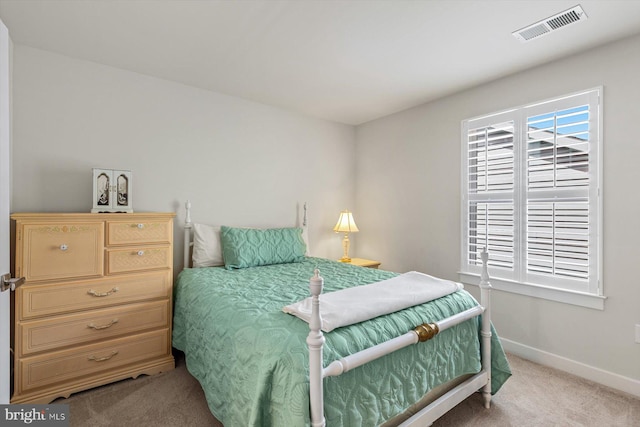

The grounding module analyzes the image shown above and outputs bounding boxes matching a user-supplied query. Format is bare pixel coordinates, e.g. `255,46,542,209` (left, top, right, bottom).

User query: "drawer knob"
87,319,119,330
88,350,119,362
137,223,144,229
60,244,68,251
87,287,119,297
137,250,145,256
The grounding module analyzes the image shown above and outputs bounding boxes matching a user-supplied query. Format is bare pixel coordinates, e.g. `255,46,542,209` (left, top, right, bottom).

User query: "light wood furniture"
10,212,175,404
342,257,381,269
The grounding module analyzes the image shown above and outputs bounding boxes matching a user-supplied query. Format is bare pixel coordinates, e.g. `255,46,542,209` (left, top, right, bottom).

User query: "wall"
356,34,640,393
11,46,356,270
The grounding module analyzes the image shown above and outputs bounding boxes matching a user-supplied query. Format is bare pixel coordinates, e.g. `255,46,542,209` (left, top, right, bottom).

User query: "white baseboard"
500,338,640,398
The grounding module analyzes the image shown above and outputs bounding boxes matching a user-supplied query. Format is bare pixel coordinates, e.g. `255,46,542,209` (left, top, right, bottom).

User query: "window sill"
458,272,606,310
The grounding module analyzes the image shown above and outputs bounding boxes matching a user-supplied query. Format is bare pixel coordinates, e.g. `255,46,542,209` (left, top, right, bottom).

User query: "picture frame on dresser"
91,168,133,213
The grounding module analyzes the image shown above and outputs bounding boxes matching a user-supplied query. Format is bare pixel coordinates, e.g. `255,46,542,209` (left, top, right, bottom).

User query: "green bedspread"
172,257,511,426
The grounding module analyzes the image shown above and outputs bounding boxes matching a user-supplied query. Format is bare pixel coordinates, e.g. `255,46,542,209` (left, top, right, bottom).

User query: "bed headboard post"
303,202,307,227
479,249,493,408
300,202,310,256
184,200,193,269
307,269,326,427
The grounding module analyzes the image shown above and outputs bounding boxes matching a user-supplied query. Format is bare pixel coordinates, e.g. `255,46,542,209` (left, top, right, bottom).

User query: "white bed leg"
479,249,492,409
307,269,326,427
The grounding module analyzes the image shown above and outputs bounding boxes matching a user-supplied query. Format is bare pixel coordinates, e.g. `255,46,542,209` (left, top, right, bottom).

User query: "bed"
172,202,511,426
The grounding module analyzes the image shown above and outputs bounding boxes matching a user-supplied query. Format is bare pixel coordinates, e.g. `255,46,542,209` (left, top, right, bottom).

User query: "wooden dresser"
10,212,175,403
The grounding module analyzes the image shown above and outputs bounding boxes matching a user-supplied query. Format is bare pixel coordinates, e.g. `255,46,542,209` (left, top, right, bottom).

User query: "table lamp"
333,210,359,262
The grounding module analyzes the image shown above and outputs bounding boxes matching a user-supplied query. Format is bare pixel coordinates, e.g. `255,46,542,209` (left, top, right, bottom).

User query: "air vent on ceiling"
512,5,588,42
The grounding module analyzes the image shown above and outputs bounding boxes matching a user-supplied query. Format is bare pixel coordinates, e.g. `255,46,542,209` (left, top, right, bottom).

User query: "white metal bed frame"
307,258,492,426
182,201,492,426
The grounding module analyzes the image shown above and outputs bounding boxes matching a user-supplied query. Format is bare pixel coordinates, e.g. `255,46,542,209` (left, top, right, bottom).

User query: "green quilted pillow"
220,226,307,270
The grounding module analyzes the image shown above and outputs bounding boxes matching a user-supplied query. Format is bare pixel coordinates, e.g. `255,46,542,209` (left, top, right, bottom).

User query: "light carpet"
59,352,640,426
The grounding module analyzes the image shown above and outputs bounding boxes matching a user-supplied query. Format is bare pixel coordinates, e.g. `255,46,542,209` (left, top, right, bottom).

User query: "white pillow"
192,223,224,267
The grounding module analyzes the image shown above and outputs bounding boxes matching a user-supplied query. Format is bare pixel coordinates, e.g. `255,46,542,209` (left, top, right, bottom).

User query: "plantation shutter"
462,89,600,295
522,91,599,293
464,111,518,281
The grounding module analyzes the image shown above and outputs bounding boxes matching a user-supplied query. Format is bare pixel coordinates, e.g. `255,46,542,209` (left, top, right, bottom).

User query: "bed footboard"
307,250,493,426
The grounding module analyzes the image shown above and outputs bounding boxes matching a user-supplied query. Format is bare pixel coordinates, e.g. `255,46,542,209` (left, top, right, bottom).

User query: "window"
460,88,603,309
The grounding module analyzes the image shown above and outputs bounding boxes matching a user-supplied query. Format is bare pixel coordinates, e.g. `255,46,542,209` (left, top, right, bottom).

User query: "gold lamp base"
340,233,352,263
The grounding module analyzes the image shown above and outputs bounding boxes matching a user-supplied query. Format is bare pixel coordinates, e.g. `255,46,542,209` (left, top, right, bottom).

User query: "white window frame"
459,88,604,310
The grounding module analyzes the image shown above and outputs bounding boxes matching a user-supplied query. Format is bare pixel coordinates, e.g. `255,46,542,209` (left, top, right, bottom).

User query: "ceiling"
1,0,639,125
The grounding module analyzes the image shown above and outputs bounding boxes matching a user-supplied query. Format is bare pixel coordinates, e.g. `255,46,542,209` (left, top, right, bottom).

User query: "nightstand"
341,258,381,269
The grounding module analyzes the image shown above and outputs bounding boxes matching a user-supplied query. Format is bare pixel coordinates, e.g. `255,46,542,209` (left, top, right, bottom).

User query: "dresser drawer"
19,271,172,320
19,300,170,356
18,329,170,393
106,246,171,275
19,222,104,282
106,219,172,246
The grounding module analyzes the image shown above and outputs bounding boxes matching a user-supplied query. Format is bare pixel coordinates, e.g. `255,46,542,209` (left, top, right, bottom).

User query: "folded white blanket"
283,271,463,332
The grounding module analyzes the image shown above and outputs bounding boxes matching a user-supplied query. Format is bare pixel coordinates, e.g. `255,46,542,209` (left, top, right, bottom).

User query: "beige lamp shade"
333,210,359,233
